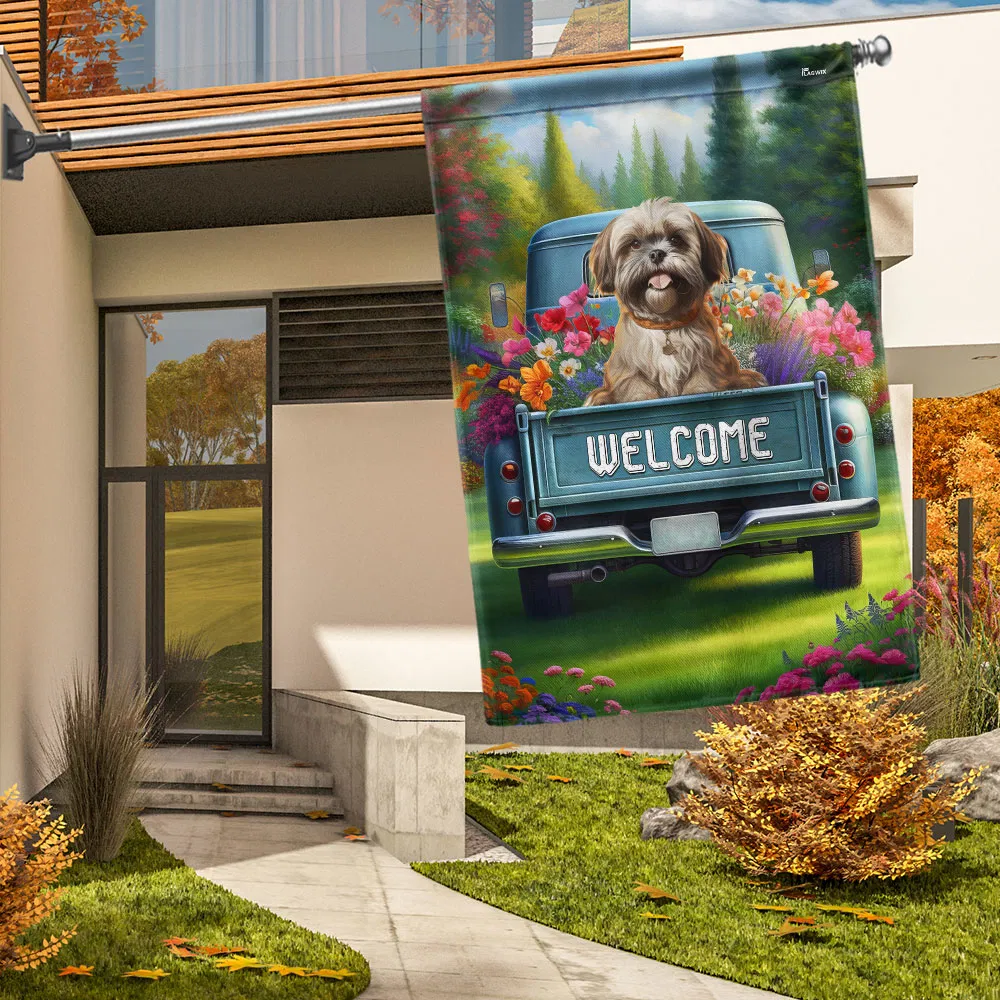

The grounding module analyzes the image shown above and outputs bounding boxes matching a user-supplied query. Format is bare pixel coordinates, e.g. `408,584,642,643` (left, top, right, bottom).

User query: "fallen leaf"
640,911,672,920
220,812,238,818
613,748,635,757
215,956,265,973
502,764,534,771
768,918,832,937
307,968,357,980
58,966,94,977
633,882,681,903
166,944,202,960
304,810,330,820
814,904,871,916
778,890,817,900
478,765,523,784
343,826,362,836
547,775,573,783
211,782,234,792
195,945,247,958
481,742,519,754
161,937,193,947
465,769,474,779
751,904,793,912
639,757,671,768
122,968,170,979
268,965,308,976
344,834,368,842
786,916,819,926
855,911,894,925
292,762,315,768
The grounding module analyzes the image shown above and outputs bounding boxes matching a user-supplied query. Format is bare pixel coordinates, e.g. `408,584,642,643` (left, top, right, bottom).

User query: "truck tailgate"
520,381,826,510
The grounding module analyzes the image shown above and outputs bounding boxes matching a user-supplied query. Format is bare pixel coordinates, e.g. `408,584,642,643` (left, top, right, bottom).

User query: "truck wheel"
518,567,573,619
811,532,863,591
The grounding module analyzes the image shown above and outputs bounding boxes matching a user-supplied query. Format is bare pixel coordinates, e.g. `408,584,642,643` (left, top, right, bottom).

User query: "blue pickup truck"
484,201,880,619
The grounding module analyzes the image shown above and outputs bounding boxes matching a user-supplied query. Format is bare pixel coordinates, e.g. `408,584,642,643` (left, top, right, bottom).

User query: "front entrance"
100,305,271,742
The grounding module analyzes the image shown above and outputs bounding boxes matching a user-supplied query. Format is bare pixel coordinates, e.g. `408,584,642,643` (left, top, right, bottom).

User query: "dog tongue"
648,273,672,290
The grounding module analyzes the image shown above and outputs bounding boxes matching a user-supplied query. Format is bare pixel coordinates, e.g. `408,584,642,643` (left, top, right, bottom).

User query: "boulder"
640,805,711,841
666,750,719,805
924,729,1000,821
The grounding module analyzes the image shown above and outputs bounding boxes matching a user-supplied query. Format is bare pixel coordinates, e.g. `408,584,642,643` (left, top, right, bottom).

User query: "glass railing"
45,0,631,100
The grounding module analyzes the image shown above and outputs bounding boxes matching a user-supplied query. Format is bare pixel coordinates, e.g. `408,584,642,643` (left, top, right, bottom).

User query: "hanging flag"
422,44,917,726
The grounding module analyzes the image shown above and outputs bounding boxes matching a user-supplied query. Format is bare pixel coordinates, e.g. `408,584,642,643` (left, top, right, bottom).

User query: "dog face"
589,199,728,322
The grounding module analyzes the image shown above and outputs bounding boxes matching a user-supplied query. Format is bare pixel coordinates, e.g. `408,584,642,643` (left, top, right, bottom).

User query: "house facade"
0,1,991,803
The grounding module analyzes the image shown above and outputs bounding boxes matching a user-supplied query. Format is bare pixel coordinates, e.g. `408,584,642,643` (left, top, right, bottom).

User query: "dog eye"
629,239,642,250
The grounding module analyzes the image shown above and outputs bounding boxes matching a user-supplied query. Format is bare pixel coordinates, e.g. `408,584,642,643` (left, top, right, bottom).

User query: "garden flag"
422,44,918,726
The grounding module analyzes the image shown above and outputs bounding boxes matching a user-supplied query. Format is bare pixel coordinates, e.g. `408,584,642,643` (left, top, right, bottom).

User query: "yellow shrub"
0,786,83,972
677,687,981,882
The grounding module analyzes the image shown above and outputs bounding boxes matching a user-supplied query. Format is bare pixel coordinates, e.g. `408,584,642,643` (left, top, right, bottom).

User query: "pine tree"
678,136,707,202
705,54,761,201
628,121,653,205
540,111,601,219
649,130,678,199
597,171,612,209
611,150,631,208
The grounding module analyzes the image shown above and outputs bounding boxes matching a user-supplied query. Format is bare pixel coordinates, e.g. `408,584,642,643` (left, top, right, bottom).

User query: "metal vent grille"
276,284,451,403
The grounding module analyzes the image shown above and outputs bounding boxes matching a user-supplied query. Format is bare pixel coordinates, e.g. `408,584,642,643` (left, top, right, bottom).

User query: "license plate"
650,512,722,556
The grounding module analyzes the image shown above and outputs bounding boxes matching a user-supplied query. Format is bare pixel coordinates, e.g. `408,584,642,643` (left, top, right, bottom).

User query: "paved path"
141,811,794,1000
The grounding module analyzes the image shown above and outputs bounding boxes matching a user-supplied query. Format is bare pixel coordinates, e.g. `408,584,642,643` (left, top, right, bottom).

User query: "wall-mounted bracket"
3,104,72,181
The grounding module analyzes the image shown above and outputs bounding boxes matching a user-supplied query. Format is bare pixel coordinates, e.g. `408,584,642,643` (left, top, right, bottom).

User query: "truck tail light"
811,481,830,503
835,423,855,445
838,460,856,480
507,497,524,516
500,461,520,482
536,512,556,532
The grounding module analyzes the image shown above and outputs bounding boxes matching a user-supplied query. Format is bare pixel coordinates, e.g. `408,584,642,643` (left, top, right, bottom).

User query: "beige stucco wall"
0,64,98,795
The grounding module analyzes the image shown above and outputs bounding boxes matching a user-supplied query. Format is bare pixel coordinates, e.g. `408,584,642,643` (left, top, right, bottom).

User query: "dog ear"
588,218,618,296
695,215,728,287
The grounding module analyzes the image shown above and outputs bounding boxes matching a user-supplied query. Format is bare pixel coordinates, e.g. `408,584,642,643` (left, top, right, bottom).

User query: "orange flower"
791,284,810,300
466,362,492,379
498,376,522,393
498,675,519,687
807,270,839,296
456,380,478,411
519,359,553,412
736,304,756,320
499,701,513,713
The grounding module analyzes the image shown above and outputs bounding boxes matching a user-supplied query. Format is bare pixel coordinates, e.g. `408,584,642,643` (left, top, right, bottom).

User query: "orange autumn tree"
46,0,155,100
379,0,496,57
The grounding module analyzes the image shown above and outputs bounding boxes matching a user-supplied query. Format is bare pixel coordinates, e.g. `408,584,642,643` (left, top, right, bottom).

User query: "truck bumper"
492,497,880,569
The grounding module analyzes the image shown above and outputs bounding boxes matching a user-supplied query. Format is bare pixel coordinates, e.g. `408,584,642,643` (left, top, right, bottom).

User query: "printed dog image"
584,198,766,406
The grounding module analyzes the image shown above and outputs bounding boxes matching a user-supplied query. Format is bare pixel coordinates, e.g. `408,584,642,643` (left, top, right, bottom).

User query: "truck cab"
484,201,880,619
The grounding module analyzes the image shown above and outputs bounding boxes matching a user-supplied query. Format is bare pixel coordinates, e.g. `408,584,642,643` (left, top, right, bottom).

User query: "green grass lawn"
415,752,1000,1000
165,507,262,656
465,445,912,713
1,821,369,998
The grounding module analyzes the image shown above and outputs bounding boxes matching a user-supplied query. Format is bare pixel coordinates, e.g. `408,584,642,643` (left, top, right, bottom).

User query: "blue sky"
630,0,999,37
145,307,265,376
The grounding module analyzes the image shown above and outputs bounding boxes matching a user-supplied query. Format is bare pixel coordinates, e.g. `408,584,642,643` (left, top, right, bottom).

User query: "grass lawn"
0,820,369,998
415,752,999,1000
464,445,913,713
165,506,262,656
168,641,264,734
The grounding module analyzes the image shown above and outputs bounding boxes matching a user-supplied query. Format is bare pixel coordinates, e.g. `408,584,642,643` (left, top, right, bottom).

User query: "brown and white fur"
584,198,765,406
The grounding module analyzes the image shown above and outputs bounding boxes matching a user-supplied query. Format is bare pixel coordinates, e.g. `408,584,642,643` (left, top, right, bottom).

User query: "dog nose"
649,248,666,265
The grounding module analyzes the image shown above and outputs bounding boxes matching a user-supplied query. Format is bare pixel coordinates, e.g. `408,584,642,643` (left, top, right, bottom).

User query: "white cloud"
631,0,961,37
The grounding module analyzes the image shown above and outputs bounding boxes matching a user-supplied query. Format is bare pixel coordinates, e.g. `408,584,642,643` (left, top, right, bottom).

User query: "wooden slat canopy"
0,0,42,100
34,45,683,173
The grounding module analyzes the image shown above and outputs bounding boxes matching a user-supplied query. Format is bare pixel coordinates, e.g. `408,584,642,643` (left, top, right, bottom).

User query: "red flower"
574,314,600,335
539,307,569,333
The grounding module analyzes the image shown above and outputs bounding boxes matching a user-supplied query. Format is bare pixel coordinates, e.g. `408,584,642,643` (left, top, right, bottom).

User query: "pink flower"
846,643,880,664
490,650,512,663
880,638,891,645
558,284,589,318
811,298,835,325
883,589,900,602
603,699,622,713
837,301,860,325
877,648,908,666
825,661,845,676
759,291,784,320
592,675,616,688
885,612,896,621
511,315,528,337
734,686,756,704
824,671,860,694
543,665,563,676
894,627,911,636
810,328,837,357
563,329,592,357
620,710,631,716
566,667,585,678
803,645,840,667
538,307,569,333
578,684,595,694
501,336,531,366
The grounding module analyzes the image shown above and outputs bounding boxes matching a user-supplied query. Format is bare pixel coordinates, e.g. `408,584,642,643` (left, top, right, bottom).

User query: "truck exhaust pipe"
548,565,608,587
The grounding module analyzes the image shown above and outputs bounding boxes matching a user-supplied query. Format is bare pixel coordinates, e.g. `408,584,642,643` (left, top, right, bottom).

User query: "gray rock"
640,805,711,841
666,750,719,805
924,729,1000,821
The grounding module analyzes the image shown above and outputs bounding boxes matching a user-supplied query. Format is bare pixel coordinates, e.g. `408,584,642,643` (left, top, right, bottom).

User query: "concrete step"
136,786,343,816
141,746,335,790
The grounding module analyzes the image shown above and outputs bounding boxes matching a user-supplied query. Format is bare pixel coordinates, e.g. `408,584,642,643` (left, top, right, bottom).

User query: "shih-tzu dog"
584,198,765,406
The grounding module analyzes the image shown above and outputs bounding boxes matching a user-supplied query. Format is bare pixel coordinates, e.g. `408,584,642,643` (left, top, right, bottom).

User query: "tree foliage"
628,121,653,203
378,0,495,57
611,150,630,209
705,55,761,202
46,0,156,100
678,686,981,882
678,135,706,201
540,111,602,220
649,131,678,199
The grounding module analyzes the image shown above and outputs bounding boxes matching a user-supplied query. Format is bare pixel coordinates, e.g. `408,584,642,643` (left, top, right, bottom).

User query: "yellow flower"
807,270,839,296
455,380,478,412
498,376,522,393
791,284,810,300
519,359,553,412
721,322,733,337
747,285,764,302
766,272,792,298
736,267,756,283
466,362,491,379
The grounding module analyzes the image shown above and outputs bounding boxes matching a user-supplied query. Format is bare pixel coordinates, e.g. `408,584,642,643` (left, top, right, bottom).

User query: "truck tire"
518,567,573,619
811,532,863,591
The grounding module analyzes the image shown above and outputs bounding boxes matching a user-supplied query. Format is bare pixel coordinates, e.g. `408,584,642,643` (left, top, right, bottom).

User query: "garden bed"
0,820,369,998
415,751,1000,1000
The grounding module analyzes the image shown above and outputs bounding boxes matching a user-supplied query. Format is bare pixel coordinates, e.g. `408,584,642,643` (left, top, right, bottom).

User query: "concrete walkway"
141,811,794,1000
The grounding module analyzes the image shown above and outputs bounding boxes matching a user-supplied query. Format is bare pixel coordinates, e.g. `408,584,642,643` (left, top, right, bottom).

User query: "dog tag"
650,512,722,556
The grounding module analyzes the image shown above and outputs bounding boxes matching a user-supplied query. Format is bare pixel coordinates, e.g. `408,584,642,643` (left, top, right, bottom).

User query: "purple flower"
753,333,813,386
543,665,563,676
470,393,519,452
823,671,861,694
592,675,616,688
537,693,558,708
566,667,585,678
578,684,595,694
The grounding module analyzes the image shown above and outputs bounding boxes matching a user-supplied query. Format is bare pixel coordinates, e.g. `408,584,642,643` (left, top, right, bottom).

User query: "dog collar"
621,302,702,331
